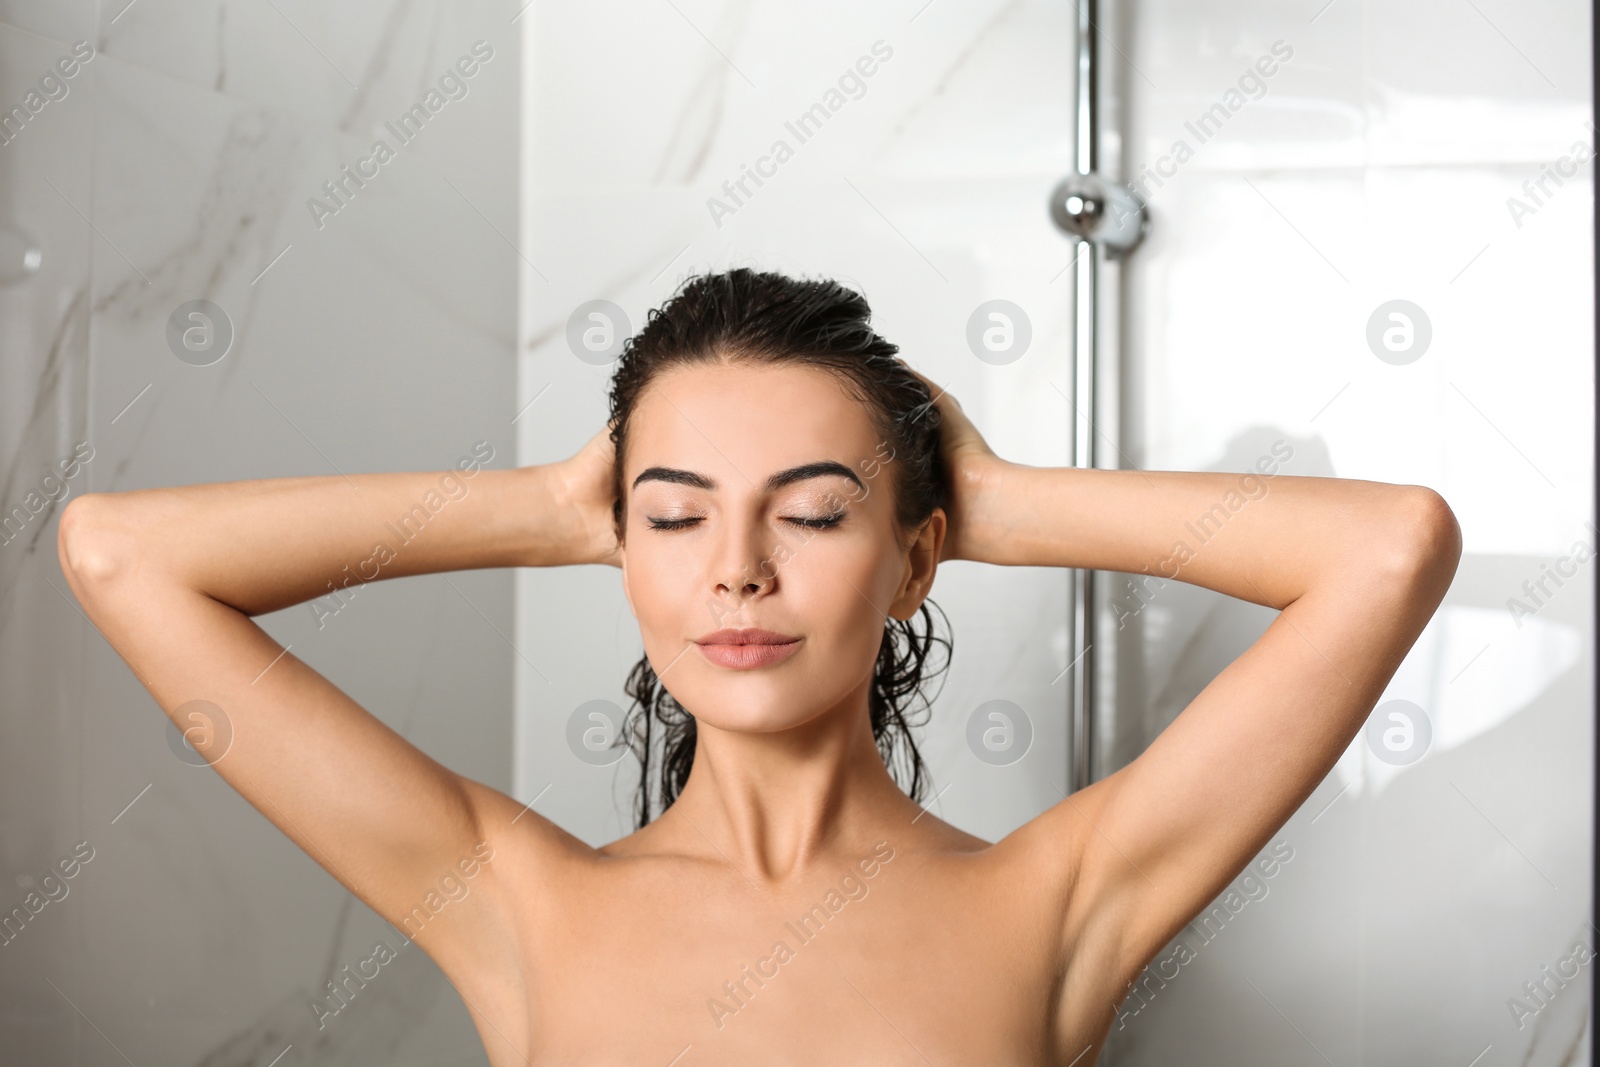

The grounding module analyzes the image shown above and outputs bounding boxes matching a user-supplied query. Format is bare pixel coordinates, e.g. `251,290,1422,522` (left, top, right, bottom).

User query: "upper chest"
511,843,1078,1066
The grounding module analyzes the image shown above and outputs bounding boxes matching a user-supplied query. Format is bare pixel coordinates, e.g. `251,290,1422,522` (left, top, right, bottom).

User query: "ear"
888,508,945,621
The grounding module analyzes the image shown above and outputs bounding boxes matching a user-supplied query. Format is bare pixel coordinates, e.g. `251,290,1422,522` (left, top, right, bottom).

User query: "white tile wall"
1110,0,1593,1063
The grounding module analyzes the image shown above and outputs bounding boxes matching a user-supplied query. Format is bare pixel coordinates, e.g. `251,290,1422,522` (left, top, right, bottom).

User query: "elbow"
1388,487,1462,587
58,494,138,587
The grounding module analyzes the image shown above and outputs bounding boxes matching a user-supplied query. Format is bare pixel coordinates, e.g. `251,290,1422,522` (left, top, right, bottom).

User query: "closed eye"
646,514,845,532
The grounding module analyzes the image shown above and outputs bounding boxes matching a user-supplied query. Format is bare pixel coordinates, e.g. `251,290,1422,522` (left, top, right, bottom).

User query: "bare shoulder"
900,810,995,855
990,798,1092,890
873,807,1080,927
460,778,601,881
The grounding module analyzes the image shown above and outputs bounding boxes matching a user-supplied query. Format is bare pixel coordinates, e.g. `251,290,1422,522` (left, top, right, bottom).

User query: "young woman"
58,267,1460,1065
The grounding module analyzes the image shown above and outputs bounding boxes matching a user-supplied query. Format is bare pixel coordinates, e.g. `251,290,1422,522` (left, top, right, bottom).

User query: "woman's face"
617,360,942,735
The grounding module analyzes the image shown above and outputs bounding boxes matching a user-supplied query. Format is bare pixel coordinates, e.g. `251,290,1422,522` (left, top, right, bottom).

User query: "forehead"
626,361,880,484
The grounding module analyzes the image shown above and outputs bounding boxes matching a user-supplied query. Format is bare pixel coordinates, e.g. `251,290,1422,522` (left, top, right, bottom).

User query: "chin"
694,707,816,736
677,680,819,735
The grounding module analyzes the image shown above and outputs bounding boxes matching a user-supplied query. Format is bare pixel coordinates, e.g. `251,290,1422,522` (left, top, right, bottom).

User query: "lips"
694,628,800,646
695,637,802,670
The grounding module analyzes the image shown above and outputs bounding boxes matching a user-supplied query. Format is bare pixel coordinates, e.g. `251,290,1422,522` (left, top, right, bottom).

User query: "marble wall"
1,1,519,1063
513,0,1592,1065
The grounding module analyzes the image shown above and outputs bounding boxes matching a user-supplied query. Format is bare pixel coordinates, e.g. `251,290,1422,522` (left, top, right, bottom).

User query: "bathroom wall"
1098,1,1593,1063
1,2,518,1063
515,0,1592,1065
516,0,1081,857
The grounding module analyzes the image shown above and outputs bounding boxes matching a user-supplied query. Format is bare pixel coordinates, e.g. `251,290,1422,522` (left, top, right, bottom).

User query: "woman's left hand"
898,360,1009,563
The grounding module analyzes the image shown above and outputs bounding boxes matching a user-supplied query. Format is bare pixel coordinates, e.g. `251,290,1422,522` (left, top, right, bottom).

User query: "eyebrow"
631,460,865,495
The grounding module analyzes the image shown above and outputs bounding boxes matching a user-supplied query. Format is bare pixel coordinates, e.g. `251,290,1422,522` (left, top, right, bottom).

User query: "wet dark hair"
606,267,954,832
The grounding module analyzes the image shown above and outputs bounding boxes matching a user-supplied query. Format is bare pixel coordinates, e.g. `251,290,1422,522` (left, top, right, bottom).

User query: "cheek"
782,553,896,702
784,536,899,635
626,551,686,627
625,535,745,645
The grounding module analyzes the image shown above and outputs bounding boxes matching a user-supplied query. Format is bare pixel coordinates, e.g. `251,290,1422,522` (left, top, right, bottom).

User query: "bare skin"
57,358,1461,1065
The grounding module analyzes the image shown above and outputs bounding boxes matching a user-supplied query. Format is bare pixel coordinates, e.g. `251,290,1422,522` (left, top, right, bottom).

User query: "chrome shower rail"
1048,0,1147,794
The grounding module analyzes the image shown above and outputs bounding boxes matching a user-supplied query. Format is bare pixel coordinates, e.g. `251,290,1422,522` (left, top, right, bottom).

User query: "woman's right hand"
553,421,622,568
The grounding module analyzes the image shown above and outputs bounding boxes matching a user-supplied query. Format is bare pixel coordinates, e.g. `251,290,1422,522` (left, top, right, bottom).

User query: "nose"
710,516,779,604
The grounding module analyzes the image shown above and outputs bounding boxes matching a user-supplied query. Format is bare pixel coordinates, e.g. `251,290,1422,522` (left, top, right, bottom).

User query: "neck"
658,696,917,884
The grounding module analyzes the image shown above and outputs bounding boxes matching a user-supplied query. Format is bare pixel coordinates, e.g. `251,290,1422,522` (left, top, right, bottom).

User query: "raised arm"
968,455,1460,1004
903,364,1461,1021
55,452,607,1005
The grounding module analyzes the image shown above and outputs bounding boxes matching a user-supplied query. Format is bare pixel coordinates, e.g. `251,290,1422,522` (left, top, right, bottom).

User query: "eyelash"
646,514,845,532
